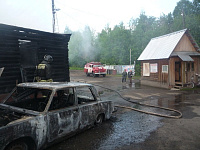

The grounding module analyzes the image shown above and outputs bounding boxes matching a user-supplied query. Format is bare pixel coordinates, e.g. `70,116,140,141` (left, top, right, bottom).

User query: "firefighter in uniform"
35,55,53,82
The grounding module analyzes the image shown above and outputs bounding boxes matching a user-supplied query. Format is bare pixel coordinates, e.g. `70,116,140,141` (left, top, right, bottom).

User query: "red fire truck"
84,62,106,77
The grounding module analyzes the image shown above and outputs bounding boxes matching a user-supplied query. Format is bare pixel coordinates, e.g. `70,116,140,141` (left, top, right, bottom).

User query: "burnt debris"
0,24,71,94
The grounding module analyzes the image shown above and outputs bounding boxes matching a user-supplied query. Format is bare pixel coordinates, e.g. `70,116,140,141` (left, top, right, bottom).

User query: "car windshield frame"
2,86,53,114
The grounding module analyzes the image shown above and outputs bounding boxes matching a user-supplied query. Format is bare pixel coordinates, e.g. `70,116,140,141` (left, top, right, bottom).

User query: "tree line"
65,0,200,75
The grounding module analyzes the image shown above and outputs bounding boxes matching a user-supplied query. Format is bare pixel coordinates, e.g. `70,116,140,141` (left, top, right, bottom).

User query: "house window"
143,63,150,76
162,65,168,73
150,63,158,73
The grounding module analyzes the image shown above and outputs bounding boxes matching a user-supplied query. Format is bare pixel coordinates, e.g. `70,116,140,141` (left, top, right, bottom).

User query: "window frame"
162,65,168,73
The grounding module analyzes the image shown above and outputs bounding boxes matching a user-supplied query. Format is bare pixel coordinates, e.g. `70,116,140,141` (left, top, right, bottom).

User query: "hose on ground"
92,83,182,119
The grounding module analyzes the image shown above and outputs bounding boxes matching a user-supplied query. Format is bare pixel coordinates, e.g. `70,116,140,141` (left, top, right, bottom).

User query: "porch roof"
171,51,200,62
170,51,200,56
178,54,194,61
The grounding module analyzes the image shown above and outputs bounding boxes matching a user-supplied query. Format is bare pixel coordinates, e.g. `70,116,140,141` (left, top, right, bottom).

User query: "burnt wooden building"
138,29,200,89
0,24,71,94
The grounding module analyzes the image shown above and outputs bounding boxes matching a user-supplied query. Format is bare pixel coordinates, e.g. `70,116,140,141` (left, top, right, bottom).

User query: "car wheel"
6,141,28,150
103,74,106,77
95,114,104,124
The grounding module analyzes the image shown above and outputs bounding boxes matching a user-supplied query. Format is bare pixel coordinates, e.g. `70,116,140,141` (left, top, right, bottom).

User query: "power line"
55,1,115,21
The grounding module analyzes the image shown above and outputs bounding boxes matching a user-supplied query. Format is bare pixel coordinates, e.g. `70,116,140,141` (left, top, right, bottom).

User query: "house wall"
140,59,169,88
0,24,71,94
174,34,196,52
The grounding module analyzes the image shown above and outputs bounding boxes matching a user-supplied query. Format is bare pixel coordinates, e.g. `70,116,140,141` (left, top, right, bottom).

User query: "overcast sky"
0,0,182,33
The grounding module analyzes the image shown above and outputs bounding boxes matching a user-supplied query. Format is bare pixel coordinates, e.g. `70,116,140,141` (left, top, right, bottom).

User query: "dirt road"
47,70,200,150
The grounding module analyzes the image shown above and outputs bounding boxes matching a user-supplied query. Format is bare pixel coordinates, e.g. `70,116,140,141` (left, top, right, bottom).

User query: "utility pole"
52,0,55,33
181,8,186,29
52,0,60,33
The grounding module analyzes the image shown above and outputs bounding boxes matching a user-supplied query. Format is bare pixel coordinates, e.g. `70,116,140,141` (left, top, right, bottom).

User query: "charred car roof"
17,82,92,90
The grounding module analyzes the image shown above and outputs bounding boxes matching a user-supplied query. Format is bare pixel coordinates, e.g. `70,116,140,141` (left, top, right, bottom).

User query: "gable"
174,34,196,52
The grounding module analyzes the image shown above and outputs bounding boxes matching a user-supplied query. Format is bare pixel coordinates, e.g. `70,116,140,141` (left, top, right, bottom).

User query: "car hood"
0,104,38,127
0,103,40,116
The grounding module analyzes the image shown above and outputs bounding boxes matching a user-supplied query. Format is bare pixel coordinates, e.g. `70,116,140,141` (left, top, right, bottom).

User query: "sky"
0,0,182,33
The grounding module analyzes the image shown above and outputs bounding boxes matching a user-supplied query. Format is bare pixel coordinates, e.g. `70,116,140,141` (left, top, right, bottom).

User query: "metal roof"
170,51,200,56
17,82,92,90
178,54,194,61
138,29,187,60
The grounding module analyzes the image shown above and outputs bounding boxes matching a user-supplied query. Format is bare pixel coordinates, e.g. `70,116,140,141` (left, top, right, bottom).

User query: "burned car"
0,82,114,150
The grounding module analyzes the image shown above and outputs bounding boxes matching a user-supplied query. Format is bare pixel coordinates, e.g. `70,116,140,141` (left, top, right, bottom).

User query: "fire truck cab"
84,62,106,77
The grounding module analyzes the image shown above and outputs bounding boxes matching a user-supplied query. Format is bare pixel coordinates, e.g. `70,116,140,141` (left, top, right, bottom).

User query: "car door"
76,86,99,129
47,88,80,142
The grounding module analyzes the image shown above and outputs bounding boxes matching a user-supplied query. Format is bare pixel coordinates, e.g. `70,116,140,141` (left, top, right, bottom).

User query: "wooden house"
0,24,71,94
138,29,200,89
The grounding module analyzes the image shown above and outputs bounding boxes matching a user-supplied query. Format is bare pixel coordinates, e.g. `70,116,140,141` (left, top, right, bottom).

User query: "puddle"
96,112,162,150
122,81,141,90
47,108,162,150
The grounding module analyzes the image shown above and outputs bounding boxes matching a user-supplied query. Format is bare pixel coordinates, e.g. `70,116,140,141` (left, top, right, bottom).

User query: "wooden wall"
0,24,71,94
140,59,169,83
174,34,196,52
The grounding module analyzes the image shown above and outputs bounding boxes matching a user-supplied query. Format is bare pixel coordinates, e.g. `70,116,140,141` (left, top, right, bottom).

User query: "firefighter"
35,55,53,82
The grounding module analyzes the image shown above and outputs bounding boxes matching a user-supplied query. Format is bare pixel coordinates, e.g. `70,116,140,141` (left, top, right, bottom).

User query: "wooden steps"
174,82,183,89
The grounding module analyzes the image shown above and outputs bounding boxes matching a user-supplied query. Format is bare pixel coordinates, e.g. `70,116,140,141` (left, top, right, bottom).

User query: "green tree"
172,0,200,45
97,23,132,65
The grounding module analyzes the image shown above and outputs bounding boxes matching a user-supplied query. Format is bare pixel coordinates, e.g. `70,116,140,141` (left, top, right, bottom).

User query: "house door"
19,40,38,67
19,40,38,82
175,62,181,82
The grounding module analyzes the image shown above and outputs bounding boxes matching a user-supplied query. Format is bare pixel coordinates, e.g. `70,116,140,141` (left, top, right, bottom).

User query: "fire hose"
92,84,182,119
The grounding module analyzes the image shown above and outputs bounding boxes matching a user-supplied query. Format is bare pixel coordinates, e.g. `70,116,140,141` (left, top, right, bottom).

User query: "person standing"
122,69,127,83
128,70,133,84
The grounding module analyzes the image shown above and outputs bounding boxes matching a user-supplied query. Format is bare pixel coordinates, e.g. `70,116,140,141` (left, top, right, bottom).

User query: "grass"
69,67,84,70
180,87,199,91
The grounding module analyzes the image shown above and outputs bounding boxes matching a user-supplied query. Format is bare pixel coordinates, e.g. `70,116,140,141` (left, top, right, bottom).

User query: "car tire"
103,74,106,77
95,114,104,124
6,141,28,150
